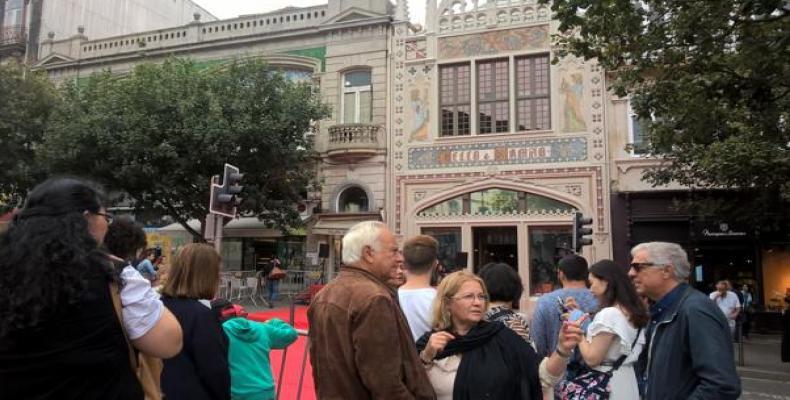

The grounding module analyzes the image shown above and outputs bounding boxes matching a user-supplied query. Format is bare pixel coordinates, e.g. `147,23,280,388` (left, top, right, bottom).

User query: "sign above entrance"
408,137,587,169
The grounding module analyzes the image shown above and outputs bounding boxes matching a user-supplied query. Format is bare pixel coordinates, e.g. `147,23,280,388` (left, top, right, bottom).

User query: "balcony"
0,25,27,56
326,123,383,162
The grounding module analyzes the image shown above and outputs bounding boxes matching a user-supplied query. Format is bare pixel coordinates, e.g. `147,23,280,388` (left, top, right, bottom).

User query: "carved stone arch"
332,181,375,212
410,177,587,219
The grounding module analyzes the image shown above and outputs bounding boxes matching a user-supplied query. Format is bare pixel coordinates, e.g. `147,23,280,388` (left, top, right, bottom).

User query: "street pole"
213,213,223,254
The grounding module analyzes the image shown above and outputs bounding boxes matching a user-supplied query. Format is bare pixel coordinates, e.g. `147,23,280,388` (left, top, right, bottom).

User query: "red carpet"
249,306,315,400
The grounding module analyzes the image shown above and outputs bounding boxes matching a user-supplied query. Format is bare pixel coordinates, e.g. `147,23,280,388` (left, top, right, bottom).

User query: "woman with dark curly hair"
0,178,178,399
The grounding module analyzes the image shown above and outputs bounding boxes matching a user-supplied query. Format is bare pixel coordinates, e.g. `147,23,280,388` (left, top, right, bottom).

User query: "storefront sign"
408,137,587,169
701,223,748,238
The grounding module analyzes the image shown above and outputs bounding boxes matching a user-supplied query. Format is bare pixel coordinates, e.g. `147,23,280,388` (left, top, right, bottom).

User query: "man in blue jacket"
629,242,741,399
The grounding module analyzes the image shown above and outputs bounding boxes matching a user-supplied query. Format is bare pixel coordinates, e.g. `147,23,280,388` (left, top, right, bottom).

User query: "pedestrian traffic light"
209,163,244,218
572,211,593,253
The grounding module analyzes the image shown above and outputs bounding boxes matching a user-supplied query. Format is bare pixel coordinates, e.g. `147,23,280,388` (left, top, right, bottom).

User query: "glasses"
94,211,114,224
452,293,489,303
630,262,662,272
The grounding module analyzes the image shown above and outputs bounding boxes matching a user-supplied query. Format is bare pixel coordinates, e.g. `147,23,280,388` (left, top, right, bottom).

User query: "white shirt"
120,265,164,339
709,290,741,320
398,287,437,341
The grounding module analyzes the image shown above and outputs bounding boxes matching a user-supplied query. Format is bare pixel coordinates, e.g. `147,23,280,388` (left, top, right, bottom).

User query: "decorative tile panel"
438,25,549,59
408,137,587,169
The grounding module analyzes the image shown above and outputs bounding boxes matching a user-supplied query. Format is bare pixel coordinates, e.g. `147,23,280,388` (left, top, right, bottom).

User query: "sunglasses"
629,262,663,272
94,211,115,224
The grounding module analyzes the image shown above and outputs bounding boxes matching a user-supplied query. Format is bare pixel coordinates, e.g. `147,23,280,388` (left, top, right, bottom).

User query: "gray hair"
342,221,387,266
631,242,690,281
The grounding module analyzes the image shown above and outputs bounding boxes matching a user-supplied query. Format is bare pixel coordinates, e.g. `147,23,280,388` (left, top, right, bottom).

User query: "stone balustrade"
326,123,383,160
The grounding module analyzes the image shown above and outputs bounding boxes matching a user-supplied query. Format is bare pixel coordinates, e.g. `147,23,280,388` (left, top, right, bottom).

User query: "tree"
548,0,789,230
40,58,329,239
0,62,58,211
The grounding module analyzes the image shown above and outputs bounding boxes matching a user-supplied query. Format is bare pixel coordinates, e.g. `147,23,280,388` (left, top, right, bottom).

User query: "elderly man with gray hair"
308,221,435,400
629,242,740,400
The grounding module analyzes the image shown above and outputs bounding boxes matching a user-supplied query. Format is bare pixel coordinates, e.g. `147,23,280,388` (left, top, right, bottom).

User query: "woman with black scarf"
416,271,542,400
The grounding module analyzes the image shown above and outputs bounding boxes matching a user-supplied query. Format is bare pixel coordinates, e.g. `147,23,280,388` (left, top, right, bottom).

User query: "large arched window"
417,188,574,217
338,186,369,212
342,70,372,123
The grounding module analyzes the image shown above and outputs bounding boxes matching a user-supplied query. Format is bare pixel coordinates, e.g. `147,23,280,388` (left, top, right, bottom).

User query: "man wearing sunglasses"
629,242,740,400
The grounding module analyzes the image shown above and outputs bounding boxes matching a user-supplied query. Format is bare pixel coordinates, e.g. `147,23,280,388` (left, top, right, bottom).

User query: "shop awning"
310,213,382,236
158,217,305,238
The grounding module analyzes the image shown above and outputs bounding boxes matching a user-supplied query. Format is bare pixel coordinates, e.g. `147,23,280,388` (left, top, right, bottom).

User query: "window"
440,63,471,136
529,227,573,295
516,55,551,131
337,186,369,212
478,59,510,134
421,227,462,272
342,71,372,123
3,0,25,27
627,99,649,155
418,188,574,217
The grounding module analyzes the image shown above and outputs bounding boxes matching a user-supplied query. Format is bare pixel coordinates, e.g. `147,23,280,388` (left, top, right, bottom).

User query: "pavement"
735,334,790,399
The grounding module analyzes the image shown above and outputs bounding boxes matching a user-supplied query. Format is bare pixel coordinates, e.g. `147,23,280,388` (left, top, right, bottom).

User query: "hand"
422,331,455,361
564,297,580,311
558,321,584,354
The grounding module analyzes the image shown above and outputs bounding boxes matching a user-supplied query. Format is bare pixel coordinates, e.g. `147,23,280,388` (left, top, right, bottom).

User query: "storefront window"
529,226,572,296
418,188,574,217
421,227,462,272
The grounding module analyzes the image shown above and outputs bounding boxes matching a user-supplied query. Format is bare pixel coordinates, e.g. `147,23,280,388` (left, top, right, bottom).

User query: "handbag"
268,266,286,280
555,328,642,400
109,282,164,400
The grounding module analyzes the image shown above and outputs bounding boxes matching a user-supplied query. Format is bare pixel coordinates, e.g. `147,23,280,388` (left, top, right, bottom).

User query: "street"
736,334,790,400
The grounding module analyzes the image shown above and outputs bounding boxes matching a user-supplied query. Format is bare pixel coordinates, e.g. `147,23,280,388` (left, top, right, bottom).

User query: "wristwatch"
554,347,572,359
419,351,433,364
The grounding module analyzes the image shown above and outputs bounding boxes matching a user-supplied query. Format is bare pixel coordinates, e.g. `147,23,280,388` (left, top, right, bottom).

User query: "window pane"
470,189,520,215
440,63,471,136
529,227,573,296
526,194,574,213
516,55,551,131
359,91,372,122
344,71,371,87
457,105,471,135
421,227,462,272
343,93,356,123
479,103,493,134
339,186,369,212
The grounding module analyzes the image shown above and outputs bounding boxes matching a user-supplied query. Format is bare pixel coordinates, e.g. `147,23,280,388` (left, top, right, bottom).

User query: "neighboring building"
33,0,394,273
387,0,611,309
0,0,216,64
607,80,790,313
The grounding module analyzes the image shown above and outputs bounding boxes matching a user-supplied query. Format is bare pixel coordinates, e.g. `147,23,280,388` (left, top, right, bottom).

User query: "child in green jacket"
223,317,298,400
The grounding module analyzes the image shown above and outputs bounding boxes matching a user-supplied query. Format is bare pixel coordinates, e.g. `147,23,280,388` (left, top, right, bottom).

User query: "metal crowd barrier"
275,327,311,400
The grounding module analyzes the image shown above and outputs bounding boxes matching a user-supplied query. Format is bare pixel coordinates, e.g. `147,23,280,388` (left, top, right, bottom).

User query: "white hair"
631,242,690,281
342,221,387,266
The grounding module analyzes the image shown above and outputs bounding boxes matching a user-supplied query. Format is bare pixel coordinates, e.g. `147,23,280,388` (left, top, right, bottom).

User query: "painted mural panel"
408,137,587,169
438,25,550,59
407,75,431,142
560,71,587,132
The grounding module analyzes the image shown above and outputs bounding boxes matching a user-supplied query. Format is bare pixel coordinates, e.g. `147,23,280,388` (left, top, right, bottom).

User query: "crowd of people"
0,176,785,399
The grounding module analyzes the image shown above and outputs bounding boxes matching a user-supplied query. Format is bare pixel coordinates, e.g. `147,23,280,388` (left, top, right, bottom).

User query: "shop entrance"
692,245,758,294
472,226,518,273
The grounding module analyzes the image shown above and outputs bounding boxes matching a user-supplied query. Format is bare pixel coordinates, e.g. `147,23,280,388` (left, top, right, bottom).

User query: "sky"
194,0,426,25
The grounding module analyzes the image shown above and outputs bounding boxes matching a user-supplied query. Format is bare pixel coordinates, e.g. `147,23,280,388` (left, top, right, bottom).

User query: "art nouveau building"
387,0,611,308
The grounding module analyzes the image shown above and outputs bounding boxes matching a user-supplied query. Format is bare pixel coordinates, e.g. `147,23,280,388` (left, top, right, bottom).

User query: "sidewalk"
736,334,789,380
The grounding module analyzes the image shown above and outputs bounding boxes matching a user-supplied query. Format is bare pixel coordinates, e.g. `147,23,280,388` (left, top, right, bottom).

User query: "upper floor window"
3,0,25,27
478,59,510,134
439,54,551,137
440,63,471,136
627,99,649,155
342,70,372,123
338,186,369,212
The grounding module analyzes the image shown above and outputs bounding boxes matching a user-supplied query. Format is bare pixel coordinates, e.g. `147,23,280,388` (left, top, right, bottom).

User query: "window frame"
627,98,651,156
439,63,472,137
477,58,510,134
515,54,551,132
341,70,372,124
336,185,370,213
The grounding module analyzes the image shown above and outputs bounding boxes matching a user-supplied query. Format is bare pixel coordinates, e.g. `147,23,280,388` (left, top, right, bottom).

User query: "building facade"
0,0,216,64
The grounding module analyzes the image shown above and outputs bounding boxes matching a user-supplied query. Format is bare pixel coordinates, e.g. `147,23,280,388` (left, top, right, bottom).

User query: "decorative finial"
77,26,85,34
47,31,55,39
194,12,201,21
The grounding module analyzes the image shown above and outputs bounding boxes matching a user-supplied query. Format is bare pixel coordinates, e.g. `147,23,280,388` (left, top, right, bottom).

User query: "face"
84,207,110,244
364,228,403,281
742,285,748,292
628,249,672,301
386,260,406,288
448,280,487,329
717,282,728,293
588,273,608,300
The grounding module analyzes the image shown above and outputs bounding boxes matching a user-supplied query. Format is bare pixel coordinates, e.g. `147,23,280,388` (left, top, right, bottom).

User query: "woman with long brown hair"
160,244,230,400
563,259,648,399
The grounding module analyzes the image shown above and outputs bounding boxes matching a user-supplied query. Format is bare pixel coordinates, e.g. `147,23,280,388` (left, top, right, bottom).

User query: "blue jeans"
266,279,279,305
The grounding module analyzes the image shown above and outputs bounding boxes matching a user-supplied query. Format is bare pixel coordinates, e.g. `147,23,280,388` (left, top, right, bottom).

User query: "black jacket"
417,321,541,400
641,286,741,399
161,297,230,400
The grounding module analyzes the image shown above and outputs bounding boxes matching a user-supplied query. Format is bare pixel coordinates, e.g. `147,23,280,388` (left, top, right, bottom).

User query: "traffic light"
209,163,244,217
572,211,593,253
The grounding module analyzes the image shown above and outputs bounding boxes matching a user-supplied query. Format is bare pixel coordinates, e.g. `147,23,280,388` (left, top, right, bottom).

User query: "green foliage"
41,58,329,239
0,62,58,211
547,0,790,229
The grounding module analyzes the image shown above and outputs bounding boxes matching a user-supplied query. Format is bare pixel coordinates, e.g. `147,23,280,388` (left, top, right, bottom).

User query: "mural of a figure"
560,72,587,132
409,77,430,141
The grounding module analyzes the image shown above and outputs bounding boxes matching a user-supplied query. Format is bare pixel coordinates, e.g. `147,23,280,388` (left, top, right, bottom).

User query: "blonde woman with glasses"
416,271,543,400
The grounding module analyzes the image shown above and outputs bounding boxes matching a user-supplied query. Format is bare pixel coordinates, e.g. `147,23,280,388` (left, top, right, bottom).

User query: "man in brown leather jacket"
308,221,435,400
